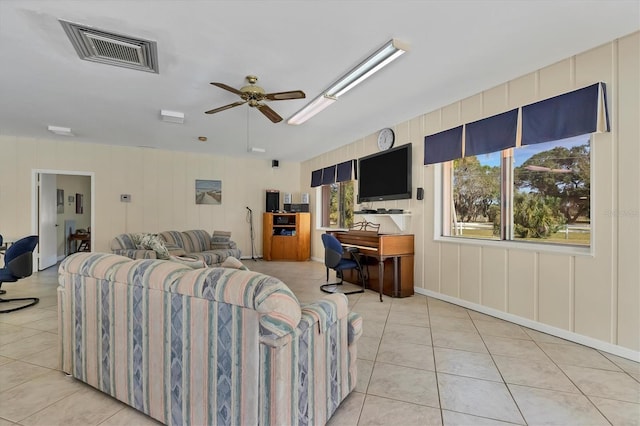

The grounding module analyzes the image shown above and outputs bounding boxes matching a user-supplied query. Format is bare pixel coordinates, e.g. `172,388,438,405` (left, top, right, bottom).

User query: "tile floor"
0,259,638,425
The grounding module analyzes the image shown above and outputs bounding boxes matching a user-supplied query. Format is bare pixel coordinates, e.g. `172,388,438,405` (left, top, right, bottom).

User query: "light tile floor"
0,259,638,425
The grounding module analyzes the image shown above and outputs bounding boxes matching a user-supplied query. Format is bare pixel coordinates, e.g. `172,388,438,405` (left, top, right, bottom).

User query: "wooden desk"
68,233,90,254
330,231,414,301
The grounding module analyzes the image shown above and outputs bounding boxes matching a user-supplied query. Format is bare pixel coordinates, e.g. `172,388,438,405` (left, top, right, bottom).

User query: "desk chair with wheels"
0,235,39,313
320,233,365,295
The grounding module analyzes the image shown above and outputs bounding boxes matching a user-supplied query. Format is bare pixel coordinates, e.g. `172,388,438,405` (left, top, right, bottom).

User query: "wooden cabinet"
263,213,310,261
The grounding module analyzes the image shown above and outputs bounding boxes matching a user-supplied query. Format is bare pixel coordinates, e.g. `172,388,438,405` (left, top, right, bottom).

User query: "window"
449,152,502,240
320,181,354,229
444,134,591,246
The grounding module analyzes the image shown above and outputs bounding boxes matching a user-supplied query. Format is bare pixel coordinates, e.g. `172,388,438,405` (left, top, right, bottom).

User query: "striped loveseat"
58,252,362,426
110,229,241,266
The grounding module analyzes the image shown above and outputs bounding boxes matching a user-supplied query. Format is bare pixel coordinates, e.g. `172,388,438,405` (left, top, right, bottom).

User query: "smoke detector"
59,19,159,73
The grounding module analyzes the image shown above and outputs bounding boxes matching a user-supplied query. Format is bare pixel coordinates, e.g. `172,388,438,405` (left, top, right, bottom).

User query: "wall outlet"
120,194,131,202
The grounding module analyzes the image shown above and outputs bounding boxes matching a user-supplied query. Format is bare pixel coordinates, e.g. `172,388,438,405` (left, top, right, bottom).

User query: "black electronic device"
284,203,309,213
417,187,424,200
266,190,279,212
357,144,412,203
388,209,404,214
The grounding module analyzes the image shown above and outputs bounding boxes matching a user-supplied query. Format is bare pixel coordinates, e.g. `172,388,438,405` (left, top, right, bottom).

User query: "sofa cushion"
158,231,185,250
182,230,212,253
110,234,137,250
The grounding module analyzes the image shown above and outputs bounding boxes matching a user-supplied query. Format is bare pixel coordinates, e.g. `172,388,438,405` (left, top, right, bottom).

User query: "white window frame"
434,137,596,257
314,181,354,231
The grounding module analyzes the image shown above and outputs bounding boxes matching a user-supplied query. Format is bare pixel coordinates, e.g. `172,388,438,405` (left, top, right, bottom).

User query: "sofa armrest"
348,311,363,344
111,248,157,260
300,293,349,333
260,294,349,348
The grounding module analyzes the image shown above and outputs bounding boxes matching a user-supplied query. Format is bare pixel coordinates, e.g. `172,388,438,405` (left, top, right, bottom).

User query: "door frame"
31,169,95,271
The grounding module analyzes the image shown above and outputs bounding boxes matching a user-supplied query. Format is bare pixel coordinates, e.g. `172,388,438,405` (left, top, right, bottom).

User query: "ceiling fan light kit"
287,38,408,125
205,75,305,123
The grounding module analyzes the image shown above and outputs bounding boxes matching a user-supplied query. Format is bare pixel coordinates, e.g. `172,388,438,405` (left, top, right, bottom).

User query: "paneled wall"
0,138,300,256
302,32,639,354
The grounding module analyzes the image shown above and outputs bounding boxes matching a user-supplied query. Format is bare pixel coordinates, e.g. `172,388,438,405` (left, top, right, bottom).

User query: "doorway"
31,170,95,271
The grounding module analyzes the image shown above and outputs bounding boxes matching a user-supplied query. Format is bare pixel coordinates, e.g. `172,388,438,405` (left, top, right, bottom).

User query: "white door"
38,173,58,270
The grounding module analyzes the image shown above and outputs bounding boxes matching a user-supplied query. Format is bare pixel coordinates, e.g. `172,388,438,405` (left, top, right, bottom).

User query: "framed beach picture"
195,179,222,205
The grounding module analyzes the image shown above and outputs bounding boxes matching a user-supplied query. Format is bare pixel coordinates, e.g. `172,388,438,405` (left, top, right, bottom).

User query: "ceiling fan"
205,75,305,123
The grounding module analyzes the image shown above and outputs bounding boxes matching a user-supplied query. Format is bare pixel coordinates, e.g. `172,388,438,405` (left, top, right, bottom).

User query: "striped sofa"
110,229,242,266
58,252,363,426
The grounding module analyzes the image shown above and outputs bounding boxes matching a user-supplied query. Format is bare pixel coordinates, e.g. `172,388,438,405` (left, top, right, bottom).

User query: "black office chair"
0,235,39,313
320,233,365,295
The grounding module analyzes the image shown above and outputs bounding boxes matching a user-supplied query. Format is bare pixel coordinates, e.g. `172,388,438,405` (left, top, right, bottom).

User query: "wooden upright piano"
329,230,414,301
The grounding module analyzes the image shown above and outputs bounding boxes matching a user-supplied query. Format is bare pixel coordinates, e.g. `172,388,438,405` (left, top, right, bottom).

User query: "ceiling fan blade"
257,104,283,123
265,90,306,101
210,82,243,96
204,100,246,114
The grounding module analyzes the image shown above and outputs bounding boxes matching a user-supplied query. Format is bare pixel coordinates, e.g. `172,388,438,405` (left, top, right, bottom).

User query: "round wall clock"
377,128,395,151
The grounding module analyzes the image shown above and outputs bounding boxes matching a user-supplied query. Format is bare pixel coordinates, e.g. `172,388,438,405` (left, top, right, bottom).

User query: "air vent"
59,19,159,73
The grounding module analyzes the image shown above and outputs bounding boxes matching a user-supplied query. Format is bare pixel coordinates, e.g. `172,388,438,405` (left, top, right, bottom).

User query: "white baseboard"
414,287,640,363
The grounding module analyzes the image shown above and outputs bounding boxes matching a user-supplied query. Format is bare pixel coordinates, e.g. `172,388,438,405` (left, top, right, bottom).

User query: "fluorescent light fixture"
287,39,408,125
47,125,74,136
160,109,185,124
249,147,266,153
326,39,408,97
287,95,337,125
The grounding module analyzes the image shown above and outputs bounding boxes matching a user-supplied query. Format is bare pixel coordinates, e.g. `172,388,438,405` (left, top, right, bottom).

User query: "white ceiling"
1,1,638,162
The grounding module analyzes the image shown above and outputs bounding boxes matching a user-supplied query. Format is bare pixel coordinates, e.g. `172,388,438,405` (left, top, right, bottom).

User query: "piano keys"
329,230,414,300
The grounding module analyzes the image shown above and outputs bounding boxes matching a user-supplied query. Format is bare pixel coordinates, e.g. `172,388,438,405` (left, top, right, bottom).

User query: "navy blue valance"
424,126,463,165
310,169,323,187
465,109,518,157
423,82,609,164
321,165,336,185
336,160,355,182
311,160,356,188
522,82,609,145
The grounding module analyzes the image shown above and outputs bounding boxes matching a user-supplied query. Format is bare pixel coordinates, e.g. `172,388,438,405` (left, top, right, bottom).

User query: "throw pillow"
211,230,232,249
132,233,171,259
221,256,248,270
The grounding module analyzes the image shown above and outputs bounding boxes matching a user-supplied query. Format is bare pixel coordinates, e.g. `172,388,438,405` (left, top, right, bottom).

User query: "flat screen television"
358,144,412,203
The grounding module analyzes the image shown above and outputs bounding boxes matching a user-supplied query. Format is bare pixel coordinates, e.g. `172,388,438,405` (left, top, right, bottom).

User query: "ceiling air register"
59,19,159,73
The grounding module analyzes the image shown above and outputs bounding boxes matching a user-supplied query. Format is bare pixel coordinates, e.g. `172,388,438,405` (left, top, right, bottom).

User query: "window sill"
435,235,593,257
